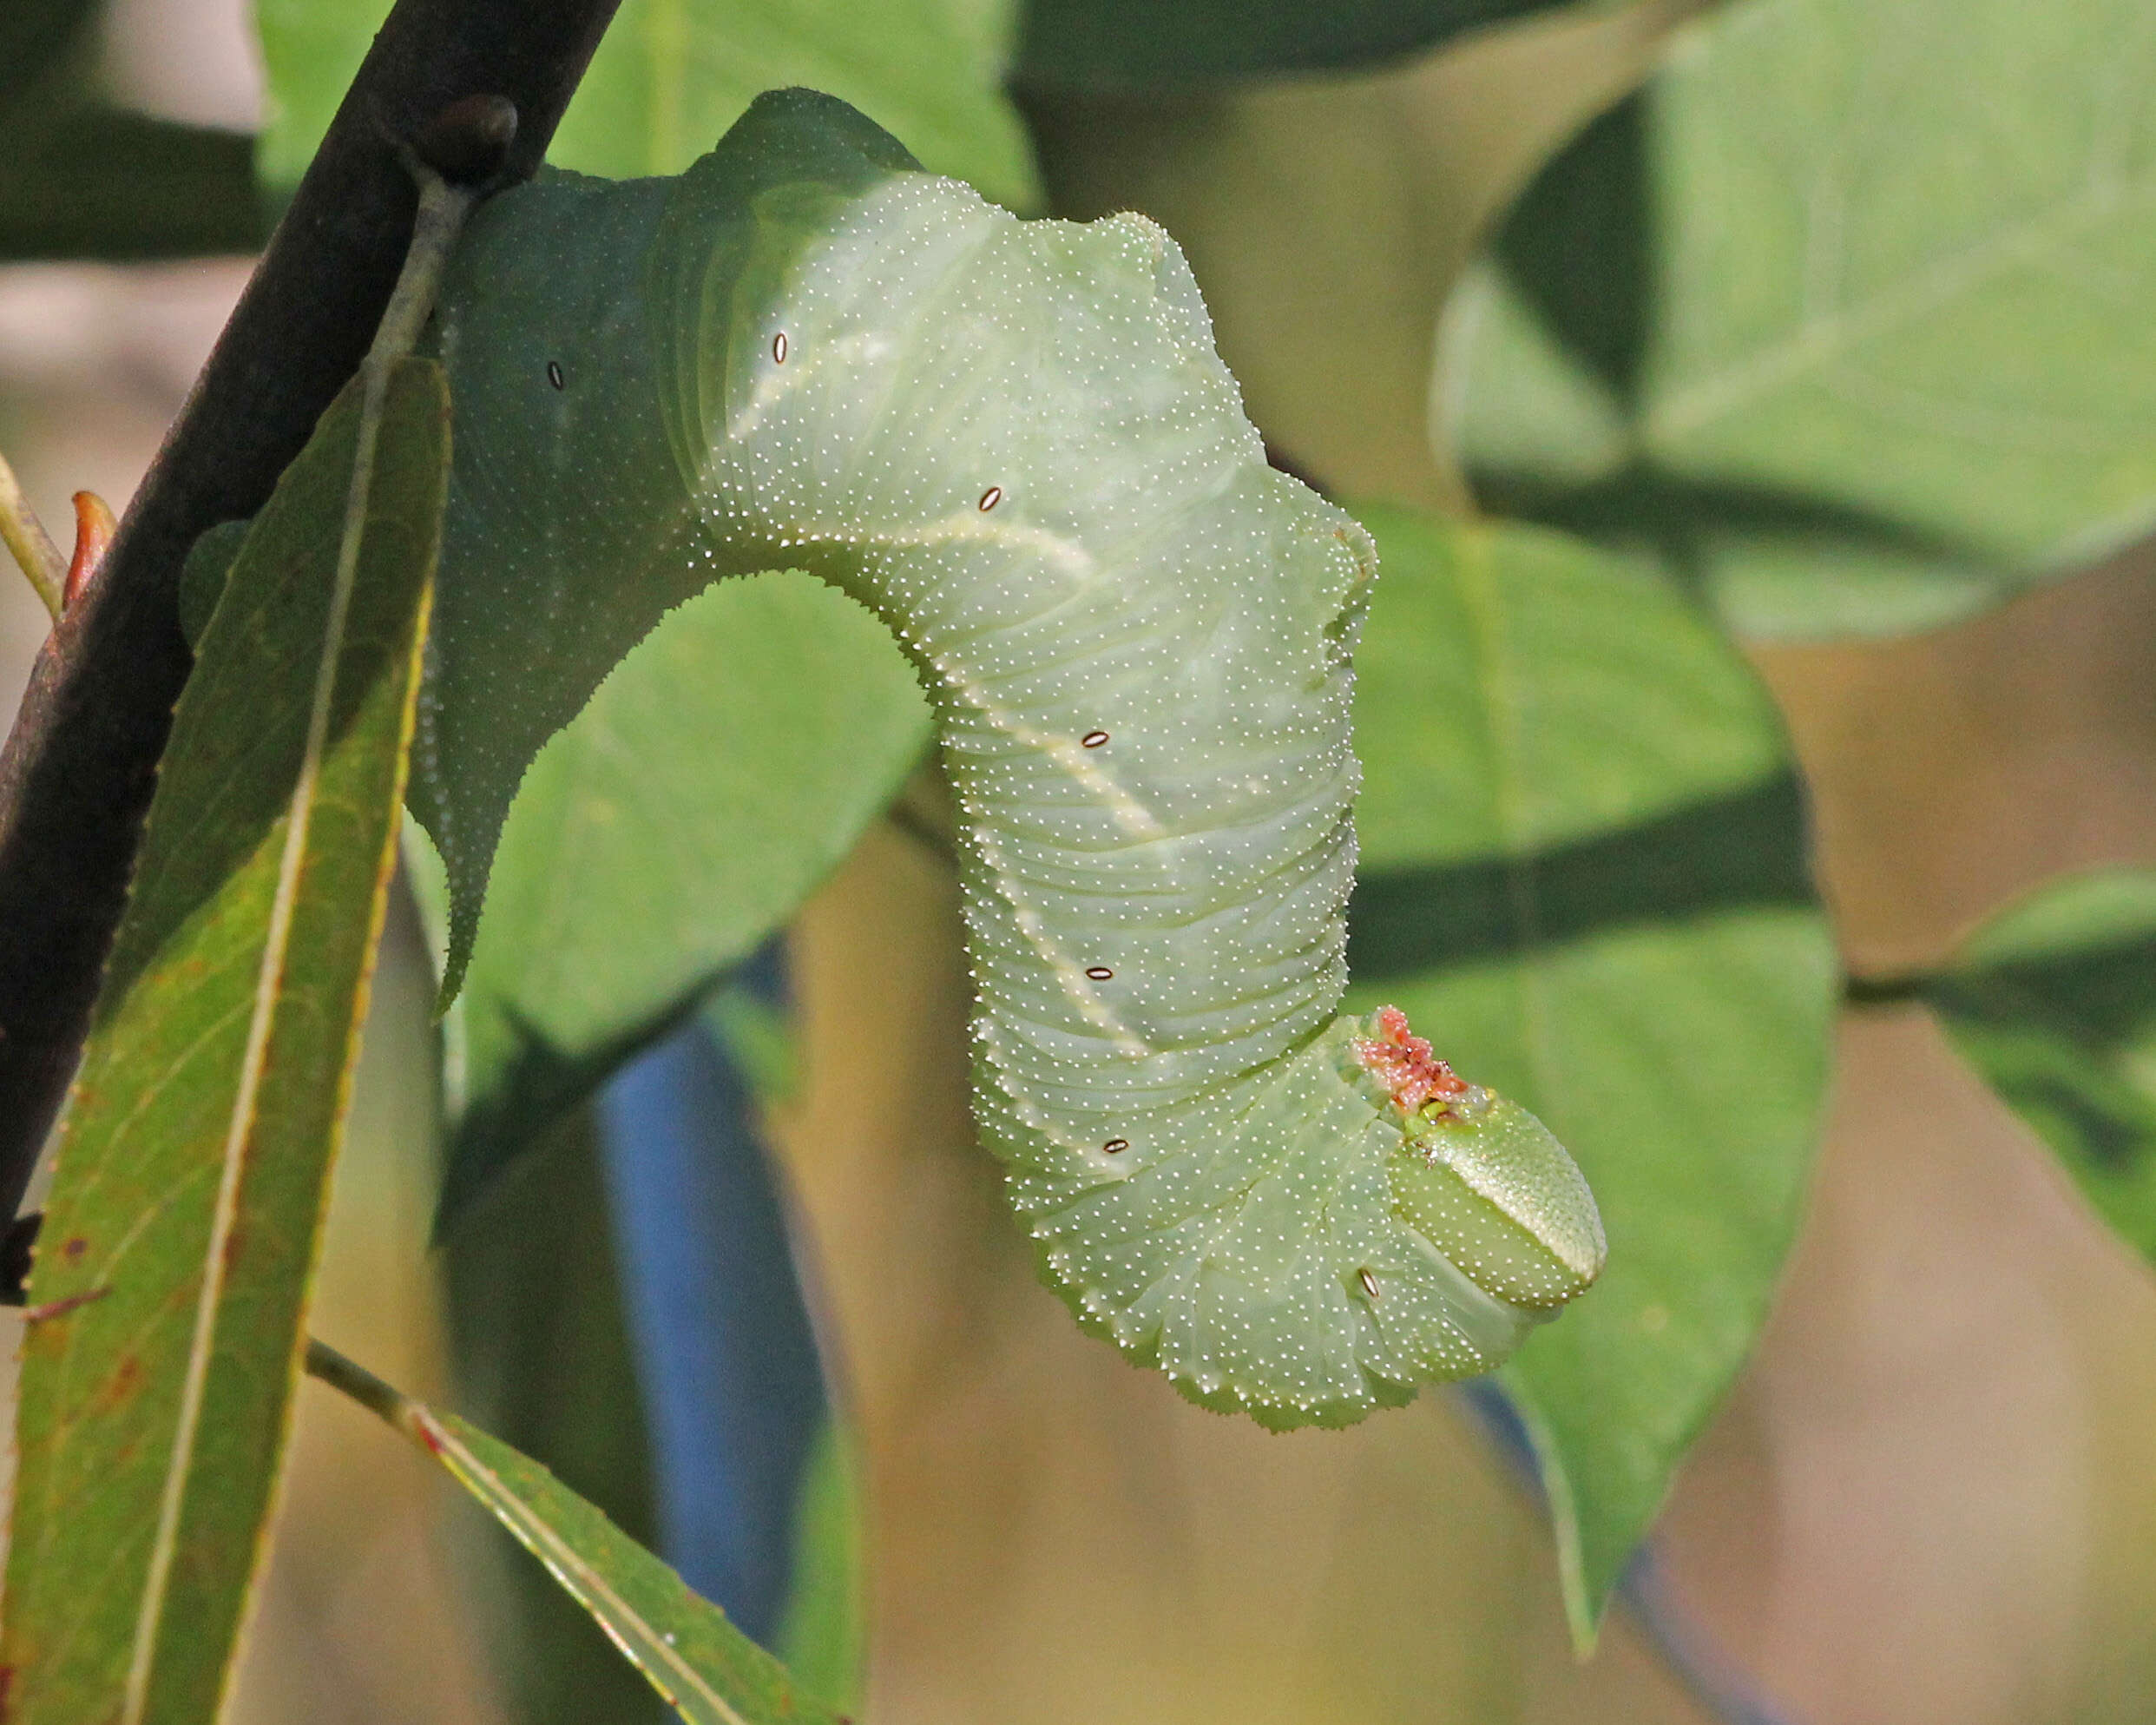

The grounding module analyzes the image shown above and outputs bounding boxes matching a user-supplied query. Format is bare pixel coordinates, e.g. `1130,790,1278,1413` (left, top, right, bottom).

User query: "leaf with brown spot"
0,358,447,1725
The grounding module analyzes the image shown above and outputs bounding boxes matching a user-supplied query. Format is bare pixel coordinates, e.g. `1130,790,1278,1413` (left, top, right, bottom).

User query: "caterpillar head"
1351,1007,1607,1312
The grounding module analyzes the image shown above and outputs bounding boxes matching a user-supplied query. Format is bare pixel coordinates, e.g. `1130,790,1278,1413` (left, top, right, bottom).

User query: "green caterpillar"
421,89,1604,1428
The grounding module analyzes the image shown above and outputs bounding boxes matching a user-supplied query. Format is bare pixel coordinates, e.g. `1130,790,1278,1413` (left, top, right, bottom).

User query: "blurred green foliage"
258,0,1035,204
1016,0,1597,90
1456,0,2156,637
0,0,255,259
0,102,258,260
1919,871,2156,1267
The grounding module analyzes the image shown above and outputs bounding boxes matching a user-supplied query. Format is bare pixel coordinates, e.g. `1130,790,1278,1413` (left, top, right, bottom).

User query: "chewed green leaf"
1454,0,2156,638
308,1342,845,1725
1344,510,1835,1637
424,89,1603,1427
0,359,447,1723
1924,869,2156,1266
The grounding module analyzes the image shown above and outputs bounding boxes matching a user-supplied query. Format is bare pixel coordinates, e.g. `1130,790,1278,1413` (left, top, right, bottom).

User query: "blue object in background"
595,948,826,1649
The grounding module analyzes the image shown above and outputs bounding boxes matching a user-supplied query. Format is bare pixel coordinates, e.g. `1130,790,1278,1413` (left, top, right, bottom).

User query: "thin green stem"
370,165,479,376
304,1336,425,1442
0,448,65,622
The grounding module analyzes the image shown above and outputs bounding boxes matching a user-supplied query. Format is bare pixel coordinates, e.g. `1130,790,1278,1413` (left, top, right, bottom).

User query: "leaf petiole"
303,1335,421,1437
0,446,66,622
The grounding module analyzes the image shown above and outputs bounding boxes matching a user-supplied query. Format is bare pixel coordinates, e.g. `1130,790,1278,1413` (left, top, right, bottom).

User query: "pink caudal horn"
1352,1004,1471,1115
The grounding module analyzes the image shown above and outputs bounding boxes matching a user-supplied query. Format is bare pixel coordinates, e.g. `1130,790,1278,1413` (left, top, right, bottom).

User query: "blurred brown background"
4,2,2155,1721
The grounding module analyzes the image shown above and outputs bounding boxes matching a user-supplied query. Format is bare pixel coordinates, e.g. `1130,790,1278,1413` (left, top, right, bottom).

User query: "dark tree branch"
0,0,624,1230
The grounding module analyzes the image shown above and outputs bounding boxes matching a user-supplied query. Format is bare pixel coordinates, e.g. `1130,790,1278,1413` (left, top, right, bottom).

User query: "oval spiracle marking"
1357,1267,1381,1301
772,331,788,364
1085,966,1114,981
978,485,1002,511
545,359,564,390
1081,730,1109,748
1102,1138,1129,1155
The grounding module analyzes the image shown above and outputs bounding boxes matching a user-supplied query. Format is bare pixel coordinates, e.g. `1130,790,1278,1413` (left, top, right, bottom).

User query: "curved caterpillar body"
428,90,1604,1428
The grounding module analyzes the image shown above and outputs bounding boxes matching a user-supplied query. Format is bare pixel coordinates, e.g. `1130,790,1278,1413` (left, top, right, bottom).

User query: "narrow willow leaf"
254,0,1035,205
0,359,448,1725
1453,0,2156,638
308,1345,848,1725
1923,869,2156,1267
420,89,1605,1428
1014,0,1601,90
1344,509,1836,1636
437,574,928,1219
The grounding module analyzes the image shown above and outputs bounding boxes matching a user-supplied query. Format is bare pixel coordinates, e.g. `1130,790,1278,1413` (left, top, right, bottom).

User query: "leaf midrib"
424,1411,753,1725
1645,45,2156,443
120,366,398,1725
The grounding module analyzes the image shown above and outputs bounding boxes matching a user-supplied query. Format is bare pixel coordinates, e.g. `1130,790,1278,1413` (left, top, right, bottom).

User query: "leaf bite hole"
545,359,564,391
772,331,788,364
978,486,1002,511
1102,1138,1128,1155
1085,965,1113,981
1081,730,1109,748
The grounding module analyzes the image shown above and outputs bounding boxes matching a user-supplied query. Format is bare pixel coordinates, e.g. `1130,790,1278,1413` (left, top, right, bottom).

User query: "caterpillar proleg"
424,89,1604,1428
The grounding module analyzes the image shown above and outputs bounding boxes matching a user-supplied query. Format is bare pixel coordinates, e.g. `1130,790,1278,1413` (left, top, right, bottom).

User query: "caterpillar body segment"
428,89,1605,1429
